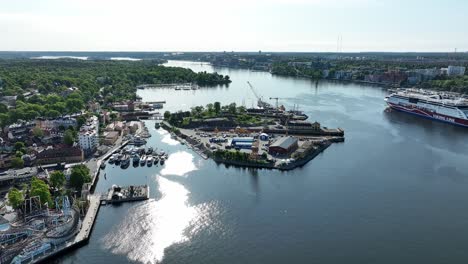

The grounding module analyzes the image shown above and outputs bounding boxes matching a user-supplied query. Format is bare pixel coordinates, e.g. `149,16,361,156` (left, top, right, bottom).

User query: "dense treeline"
0,59,231,127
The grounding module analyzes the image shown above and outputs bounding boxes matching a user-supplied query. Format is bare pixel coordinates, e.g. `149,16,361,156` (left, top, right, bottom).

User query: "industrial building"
230,137,255,149
269,136,298,155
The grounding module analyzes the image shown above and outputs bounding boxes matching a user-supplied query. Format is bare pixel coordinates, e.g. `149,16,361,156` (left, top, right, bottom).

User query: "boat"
146,147,153,155
385,89,468,127
120,155,130,168
155,122,161,129
115,154,123,165
132,154,140,165
175,87,181,90
140,155,147,166
108,154,118,164
132,136,147,146
153,156,159,165
147,156,153,166
158,150,165,157
160,157,165,165
100,162,106,169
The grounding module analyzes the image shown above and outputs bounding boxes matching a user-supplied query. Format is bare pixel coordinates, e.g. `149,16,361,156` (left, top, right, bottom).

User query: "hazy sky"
0,0,466,52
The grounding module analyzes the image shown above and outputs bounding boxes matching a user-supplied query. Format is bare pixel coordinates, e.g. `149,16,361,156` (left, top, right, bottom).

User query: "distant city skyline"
0,0,467,52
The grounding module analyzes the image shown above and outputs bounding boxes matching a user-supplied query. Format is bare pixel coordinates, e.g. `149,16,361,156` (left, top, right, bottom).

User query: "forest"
0,59,231,127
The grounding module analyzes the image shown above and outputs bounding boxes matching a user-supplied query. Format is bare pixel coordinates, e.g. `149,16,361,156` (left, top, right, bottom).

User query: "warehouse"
268,136,298,155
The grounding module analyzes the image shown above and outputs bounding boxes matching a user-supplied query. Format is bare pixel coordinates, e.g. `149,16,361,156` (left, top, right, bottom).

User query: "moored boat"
385,89,468,127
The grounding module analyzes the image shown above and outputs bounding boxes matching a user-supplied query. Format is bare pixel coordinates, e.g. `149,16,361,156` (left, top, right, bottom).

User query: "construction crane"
247,81,260,101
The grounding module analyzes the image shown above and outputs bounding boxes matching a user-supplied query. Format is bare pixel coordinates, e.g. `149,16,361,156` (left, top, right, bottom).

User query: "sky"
0,0,467,52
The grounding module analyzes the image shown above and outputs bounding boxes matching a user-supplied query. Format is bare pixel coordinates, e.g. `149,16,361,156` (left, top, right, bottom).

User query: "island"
162,99,344,170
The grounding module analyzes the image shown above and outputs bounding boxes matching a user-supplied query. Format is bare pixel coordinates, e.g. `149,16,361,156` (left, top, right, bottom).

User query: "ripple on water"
160,151,197,177
102,176,212,264
157,129,179,145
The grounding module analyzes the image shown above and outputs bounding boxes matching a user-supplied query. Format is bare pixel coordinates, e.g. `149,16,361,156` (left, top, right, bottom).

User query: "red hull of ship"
387,102,468,128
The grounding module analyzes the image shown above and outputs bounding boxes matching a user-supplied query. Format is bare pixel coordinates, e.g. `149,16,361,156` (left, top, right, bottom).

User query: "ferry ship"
385,89,468,127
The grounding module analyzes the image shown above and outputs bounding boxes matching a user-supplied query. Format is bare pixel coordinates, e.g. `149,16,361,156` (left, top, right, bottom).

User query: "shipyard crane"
247,81,260,101
269,97,280,109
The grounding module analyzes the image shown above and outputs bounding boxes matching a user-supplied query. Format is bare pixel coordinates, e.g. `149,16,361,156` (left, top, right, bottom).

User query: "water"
58,61,468,264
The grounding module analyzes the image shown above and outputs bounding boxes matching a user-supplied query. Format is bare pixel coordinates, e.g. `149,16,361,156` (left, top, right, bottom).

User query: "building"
0,154,13,169
78,116,99,152
447,65,466,76
6,121,36,140
230,137,255,149
36,117,77,130
103,131,119,145
287,121,321,131
269,136,298,155
36,146,84,164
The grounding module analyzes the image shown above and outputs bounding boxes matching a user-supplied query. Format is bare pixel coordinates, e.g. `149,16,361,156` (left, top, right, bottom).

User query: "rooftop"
270,136,298,149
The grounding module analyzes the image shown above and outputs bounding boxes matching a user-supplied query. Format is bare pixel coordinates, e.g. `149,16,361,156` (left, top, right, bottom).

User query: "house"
6,121,36,140
447,66,466,76
103,131,119,145
269,136,298,155
36,146,84,164
0,154,13,169
78,116,99,152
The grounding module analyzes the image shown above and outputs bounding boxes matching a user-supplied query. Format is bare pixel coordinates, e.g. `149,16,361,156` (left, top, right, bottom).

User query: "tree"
11,157,24,168
164,111,171,120
8,188,24,209
64,129,74,146
69,164,91,190
77,115,86,127
228,103,237,114
32,127,44,137
30,177,52,206
49,171,66,189
214,102,221,114
14,141,26,152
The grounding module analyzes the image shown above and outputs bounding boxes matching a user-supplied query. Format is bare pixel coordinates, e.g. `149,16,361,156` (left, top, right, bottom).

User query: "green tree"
228,103,237,114
32,127,44,137
64,129,74,146
11,157,24,168
0,113,9,129
8,188,24,209
30,177,52,206
214,102,221,114
49,171,66,189
164,111,171,120
14,141,26,152
77,115,86,127
69,164,91,190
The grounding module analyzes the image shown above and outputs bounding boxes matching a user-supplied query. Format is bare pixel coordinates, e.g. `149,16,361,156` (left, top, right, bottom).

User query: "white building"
78,116,99,152
447,65,466,76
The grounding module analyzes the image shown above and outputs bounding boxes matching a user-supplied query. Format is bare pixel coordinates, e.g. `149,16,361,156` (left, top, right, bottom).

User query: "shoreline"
162,122,343,171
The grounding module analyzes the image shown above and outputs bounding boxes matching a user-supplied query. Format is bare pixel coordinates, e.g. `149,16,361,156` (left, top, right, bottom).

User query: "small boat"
153,156,159,165
120,155,130,168
147,156,153,166
108,154,117,164
140,155,147,166
132,154,140,165
155,122,161,129
146,147,153,155
160,157,165,165
100,162,106,169
175,87,181,90
115,154,123,165
159,151,165,157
